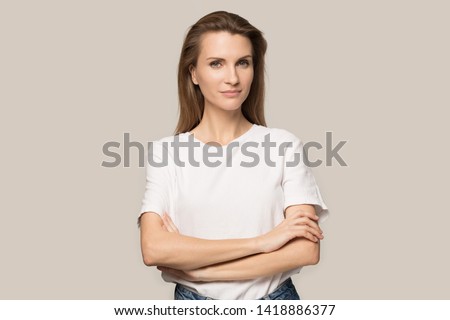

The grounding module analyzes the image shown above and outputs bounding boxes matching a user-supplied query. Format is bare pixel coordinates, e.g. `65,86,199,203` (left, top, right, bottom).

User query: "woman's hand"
159,213,209,282
257,209,324,253
161,212,179,233
157,266,210,282
157,209,323,282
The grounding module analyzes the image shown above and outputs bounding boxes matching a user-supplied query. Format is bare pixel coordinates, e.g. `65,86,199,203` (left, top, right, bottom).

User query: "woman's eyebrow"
206,55,253,60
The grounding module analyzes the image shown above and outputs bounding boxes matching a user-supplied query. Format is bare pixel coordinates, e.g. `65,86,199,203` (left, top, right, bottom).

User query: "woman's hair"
175,11,268,134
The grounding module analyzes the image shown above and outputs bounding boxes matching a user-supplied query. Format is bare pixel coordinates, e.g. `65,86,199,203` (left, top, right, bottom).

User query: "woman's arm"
159,237,318,281
139,206,322,271
140,212,258,270
156,204,323,280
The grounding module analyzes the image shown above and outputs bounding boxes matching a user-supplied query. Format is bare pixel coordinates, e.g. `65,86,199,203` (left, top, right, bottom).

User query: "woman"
138,11,329,300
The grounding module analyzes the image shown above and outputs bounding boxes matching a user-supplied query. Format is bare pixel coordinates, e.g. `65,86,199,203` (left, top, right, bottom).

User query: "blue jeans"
174,278,301,300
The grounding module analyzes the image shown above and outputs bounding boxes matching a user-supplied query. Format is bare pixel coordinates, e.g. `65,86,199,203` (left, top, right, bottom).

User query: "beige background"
1,0,449,299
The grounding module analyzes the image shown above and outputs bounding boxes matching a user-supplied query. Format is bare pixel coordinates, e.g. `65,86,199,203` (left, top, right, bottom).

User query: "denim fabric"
174,278,301,300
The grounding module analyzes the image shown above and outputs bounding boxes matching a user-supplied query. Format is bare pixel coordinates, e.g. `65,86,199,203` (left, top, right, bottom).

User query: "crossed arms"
138,204,323,282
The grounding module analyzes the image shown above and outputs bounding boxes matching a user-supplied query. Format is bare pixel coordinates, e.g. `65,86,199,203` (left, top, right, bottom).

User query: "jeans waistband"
260,277,292,299
175,277,298,300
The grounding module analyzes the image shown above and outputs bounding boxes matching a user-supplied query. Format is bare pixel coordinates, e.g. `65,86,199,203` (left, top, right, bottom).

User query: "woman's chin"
217,103,244,112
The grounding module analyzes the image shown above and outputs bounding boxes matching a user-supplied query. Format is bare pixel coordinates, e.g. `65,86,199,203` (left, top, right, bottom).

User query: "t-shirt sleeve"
138,140,172,224
282,134,329,223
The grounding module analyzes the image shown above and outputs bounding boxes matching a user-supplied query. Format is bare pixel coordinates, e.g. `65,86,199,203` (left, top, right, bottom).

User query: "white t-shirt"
139,124,329,299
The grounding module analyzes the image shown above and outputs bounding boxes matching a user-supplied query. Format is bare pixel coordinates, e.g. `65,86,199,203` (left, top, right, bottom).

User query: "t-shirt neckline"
186,124,257,148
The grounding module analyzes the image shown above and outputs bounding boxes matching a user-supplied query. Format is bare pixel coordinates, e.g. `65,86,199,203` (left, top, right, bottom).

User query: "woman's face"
190,31,254,113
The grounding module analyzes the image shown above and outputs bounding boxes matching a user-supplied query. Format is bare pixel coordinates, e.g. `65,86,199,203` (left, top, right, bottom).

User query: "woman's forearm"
140,212,261,270
144,232,261,270
194,205,321,281
141,205,321,272
198,237,320,281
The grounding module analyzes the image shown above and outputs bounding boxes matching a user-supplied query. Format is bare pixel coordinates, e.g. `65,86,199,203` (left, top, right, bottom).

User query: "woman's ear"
189,65,199,85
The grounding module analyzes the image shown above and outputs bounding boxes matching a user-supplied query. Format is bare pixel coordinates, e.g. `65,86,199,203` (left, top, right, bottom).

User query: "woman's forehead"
198,31,253,59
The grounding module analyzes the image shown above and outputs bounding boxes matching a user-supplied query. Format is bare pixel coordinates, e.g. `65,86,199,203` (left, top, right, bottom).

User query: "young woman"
138,11,329,300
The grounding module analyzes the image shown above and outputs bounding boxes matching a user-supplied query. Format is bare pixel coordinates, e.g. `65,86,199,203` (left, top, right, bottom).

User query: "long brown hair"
175,11,267,134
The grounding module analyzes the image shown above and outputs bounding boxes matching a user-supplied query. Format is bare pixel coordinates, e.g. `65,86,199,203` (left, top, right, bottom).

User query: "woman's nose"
225,66,239,85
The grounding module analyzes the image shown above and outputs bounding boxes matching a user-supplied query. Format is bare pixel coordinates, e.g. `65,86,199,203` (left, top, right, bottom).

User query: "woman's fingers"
303,218,323,236
290,209,319,221
286,216,324,241
302,225,323,241
162,213,180,233
288,226,319,242
289,216,323,236
298,230,318,242
157,266,185,278
165,213,179,233
287,226,319,242
157,266,201,282
161,213,174,232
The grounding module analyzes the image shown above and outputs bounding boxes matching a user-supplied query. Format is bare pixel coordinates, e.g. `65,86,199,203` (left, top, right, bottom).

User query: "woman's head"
175,11,267,134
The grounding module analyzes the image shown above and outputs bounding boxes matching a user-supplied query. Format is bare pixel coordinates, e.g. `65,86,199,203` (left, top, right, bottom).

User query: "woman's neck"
190,107,253,146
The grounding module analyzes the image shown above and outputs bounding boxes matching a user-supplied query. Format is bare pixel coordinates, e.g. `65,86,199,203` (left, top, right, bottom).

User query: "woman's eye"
210,61,222,68
238,60,250,67
209,60,250,68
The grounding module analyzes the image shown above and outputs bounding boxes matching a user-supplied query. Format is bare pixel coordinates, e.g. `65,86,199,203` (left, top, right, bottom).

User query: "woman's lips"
220,90,241,98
